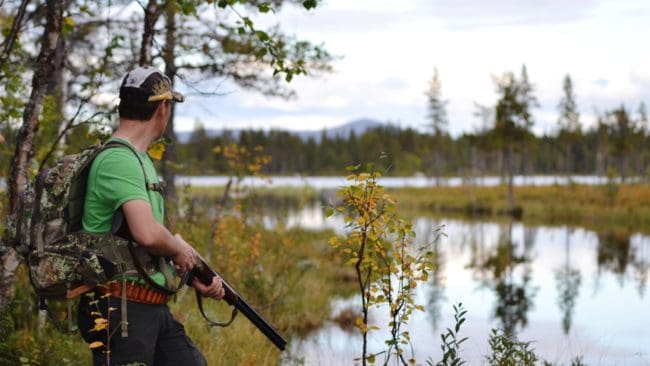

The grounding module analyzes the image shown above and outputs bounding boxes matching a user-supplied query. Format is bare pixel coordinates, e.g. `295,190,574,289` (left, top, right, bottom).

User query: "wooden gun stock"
191,254,287,351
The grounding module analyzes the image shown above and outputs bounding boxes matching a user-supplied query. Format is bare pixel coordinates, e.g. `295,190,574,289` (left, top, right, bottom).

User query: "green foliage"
486,329,538,366
0,10,29,178
492,65,538,149
0,265,91,366
200,0,330,84
0,311,20,366
328,164,432,365
430,303,467,366
425,303,588,366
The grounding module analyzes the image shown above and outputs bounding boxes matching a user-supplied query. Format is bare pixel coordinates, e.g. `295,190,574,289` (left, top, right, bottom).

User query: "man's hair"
118,96,160,121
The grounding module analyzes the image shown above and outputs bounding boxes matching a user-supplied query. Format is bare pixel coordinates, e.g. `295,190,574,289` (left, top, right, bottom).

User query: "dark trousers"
78,294,207,366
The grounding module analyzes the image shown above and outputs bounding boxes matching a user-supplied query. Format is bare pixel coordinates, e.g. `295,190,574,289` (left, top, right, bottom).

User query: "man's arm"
121,199,224,299
121,199,196,272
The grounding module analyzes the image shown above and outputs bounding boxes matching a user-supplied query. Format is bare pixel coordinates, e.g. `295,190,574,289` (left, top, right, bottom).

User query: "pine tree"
557,74,581,174
424,68,448,184
492,65,538,215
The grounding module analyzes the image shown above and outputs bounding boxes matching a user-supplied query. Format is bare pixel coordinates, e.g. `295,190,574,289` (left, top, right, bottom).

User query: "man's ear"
153,100,166,118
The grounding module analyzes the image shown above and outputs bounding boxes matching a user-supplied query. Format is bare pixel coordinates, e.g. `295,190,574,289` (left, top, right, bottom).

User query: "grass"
189,182,650,233
386,183,650,233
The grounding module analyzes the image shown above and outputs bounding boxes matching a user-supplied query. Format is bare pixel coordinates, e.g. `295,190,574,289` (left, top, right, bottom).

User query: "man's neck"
113,118,158,152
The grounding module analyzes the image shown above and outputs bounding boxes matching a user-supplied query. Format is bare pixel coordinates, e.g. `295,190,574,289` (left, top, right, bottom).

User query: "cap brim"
172,91,184,103
148,91,184,103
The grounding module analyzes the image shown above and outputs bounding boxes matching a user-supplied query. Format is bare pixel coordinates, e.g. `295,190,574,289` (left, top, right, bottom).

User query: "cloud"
426,0,600,29
591,79,609,88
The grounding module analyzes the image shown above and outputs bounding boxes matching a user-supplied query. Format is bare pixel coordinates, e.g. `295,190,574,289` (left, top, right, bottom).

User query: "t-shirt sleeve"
90,148,149,212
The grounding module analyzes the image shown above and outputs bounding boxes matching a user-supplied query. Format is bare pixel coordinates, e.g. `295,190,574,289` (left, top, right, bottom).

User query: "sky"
173,0,650,137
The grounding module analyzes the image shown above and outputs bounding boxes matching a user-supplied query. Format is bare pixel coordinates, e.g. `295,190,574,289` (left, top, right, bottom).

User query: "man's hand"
170,234,197,273
192,275,225,300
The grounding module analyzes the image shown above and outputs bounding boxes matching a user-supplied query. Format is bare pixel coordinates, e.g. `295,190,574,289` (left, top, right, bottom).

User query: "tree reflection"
419,219,447,332
468,221,537,336
554,227,582,334
596,229,633,284
427,237,446,331
632,235,649,298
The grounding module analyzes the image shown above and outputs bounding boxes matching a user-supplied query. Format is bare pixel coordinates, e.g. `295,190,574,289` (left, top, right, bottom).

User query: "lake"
176,174,634,189
281,203,650,365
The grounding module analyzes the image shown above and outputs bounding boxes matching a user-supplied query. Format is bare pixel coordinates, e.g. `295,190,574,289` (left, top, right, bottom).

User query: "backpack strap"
111,208,181,295
101,141,180,294
102,140,165,194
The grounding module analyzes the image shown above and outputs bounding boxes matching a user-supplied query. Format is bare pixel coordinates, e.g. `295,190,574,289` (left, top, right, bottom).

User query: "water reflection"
466,221,537,336
281,203,650,364
554,228,582,334
425,232,446,332
632,234,649,298
597,229,633,279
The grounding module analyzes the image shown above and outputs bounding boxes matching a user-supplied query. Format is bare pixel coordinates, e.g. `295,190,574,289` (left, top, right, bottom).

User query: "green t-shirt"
82,137,168,286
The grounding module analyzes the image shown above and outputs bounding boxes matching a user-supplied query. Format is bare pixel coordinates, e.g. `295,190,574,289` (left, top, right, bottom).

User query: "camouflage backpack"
5,140,158,301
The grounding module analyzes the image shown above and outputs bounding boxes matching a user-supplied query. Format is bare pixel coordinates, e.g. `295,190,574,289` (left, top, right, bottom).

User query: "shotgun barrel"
191,254,287,351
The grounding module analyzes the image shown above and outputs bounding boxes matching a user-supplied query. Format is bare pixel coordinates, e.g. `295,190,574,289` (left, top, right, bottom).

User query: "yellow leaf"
147,141,166,161
64,16,75,26
92,323,108,332
382,194,396,203
89,341,104,349
94,318,108,325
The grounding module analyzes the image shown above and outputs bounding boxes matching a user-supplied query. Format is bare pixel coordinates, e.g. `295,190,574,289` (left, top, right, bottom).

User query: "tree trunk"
620,154,627,183
139,0,159,66
506,145,515,213
162,1,178,202
0,248,21,312
7,0,62,211
1,0,63,314
49,32,68,156
433,133,442,186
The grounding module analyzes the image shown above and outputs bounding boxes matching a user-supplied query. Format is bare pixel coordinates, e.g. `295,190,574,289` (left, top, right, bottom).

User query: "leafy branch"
328,163,432,366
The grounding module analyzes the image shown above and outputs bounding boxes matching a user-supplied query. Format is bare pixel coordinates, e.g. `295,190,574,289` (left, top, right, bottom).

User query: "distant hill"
175,118,384,143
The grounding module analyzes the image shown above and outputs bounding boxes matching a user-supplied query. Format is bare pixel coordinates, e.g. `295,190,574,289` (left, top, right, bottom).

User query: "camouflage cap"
119,66,184,103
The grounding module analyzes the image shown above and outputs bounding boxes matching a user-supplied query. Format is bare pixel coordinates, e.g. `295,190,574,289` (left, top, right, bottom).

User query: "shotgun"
111,209,287,350
189,253,287,351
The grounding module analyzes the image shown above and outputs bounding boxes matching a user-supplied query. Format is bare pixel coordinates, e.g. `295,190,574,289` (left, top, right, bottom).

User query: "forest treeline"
180,67,649,180
178,109,650,178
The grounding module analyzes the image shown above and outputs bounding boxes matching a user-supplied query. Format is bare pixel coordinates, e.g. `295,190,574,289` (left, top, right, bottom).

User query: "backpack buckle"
115,262,127,273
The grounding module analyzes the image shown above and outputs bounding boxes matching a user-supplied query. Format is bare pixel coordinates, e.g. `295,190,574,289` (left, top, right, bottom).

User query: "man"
77,66,224,365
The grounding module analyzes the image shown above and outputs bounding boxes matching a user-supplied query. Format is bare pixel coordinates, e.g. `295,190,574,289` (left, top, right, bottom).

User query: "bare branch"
0,0,31,75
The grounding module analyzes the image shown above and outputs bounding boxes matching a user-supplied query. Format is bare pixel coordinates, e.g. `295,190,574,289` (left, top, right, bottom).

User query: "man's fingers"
191,276,225,300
